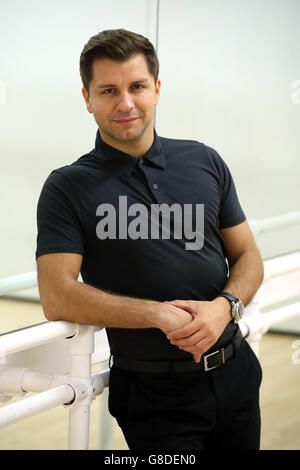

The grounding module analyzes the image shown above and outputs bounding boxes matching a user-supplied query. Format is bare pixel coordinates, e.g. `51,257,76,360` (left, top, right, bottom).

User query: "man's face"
82,53,161,150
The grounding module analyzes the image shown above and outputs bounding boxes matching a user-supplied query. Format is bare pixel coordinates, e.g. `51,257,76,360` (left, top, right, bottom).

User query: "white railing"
0,272,37,296
250,211,300,236
0,319,111,449
0,212,300,450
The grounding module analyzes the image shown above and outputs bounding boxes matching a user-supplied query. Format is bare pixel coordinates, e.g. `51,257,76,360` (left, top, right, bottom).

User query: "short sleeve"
35,170,85,259
206,146,246,229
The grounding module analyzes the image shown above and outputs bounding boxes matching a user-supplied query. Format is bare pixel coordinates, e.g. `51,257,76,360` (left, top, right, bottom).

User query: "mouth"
113,117,139,125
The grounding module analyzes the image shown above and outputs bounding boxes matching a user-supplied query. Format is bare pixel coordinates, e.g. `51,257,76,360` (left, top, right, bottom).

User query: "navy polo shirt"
36,129,246,360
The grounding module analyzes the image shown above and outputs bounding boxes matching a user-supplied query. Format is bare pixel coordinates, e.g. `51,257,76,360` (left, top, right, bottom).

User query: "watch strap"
218,292,239,304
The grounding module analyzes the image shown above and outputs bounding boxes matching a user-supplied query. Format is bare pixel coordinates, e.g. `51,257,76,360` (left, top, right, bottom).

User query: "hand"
156,301,193,335
164,298,232,363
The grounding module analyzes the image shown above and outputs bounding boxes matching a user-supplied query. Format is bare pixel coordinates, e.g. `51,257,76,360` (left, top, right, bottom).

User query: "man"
36,29,264,450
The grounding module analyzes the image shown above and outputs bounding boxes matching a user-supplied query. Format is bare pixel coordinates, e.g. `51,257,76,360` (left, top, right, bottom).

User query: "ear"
154,78,161,106
81,88,93,114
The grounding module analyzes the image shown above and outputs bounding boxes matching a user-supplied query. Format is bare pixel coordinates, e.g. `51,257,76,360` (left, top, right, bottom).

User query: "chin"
116,127,145,141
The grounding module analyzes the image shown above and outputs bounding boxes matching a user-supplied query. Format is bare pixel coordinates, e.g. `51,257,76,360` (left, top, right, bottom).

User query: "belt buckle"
204,348,225,371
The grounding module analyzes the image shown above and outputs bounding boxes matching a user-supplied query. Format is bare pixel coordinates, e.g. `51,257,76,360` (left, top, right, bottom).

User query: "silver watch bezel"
231,299,244,323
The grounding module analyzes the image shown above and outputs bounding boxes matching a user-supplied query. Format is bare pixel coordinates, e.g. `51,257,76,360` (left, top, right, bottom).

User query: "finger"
167,300,195,312
193,353,201,363
178,338,213,355
166,318,200,340
166,299,184,304
164,300,196,319
169,330,205,347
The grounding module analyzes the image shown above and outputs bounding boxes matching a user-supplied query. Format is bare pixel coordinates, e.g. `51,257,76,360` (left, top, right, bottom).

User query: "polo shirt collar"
94,128,166,177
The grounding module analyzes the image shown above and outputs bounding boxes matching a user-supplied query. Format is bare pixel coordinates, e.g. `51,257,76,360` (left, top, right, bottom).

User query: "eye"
103,88,114,94
133,84,144,90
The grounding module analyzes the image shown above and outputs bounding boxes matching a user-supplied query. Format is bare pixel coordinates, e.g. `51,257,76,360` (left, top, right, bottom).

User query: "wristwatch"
218,292,244,323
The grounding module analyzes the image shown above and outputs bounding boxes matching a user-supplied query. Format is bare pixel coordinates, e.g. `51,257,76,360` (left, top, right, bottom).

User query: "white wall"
156,0,300,259
1,0,300,301
0,0,157,299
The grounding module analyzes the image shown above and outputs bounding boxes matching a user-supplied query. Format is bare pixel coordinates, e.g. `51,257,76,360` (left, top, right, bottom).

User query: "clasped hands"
164,299,231,363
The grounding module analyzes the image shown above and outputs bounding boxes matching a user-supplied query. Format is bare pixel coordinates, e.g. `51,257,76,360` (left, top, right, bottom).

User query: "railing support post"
96,361,114,450
67,324,94,450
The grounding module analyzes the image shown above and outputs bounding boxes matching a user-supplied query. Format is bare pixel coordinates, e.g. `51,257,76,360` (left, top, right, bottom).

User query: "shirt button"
153,183,159,189
139,158,144,165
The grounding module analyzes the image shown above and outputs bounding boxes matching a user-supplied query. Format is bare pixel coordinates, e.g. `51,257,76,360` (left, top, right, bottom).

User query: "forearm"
222,246,264,306
44,279,158,327
43,279,192,331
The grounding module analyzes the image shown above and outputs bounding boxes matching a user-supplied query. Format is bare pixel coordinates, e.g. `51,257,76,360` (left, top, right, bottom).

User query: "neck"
99,125,154,157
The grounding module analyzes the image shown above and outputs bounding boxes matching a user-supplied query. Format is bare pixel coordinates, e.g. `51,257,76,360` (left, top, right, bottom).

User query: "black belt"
112,327,243,374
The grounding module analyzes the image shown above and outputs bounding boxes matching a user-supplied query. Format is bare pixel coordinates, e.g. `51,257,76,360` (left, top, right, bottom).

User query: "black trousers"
108,339,263,450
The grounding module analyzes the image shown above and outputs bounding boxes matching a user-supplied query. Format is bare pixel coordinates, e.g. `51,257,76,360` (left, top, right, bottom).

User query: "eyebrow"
95,78,149,89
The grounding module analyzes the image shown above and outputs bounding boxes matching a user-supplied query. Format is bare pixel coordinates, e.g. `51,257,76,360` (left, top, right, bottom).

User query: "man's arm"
37,252,193,333
219,220,264,305
166,221,264,361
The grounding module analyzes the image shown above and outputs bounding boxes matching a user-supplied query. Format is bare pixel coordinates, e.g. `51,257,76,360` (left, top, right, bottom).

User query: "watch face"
237,300,244,316
233,300,244,322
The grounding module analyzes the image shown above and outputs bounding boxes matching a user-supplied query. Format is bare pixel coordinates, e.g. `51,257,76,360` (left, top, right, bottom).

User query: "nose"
115,91,134,113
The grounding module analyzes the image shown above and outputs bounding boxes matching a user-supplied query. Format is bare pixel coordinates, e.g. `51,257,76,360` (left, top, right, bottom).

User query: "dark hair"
79,29,159,93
